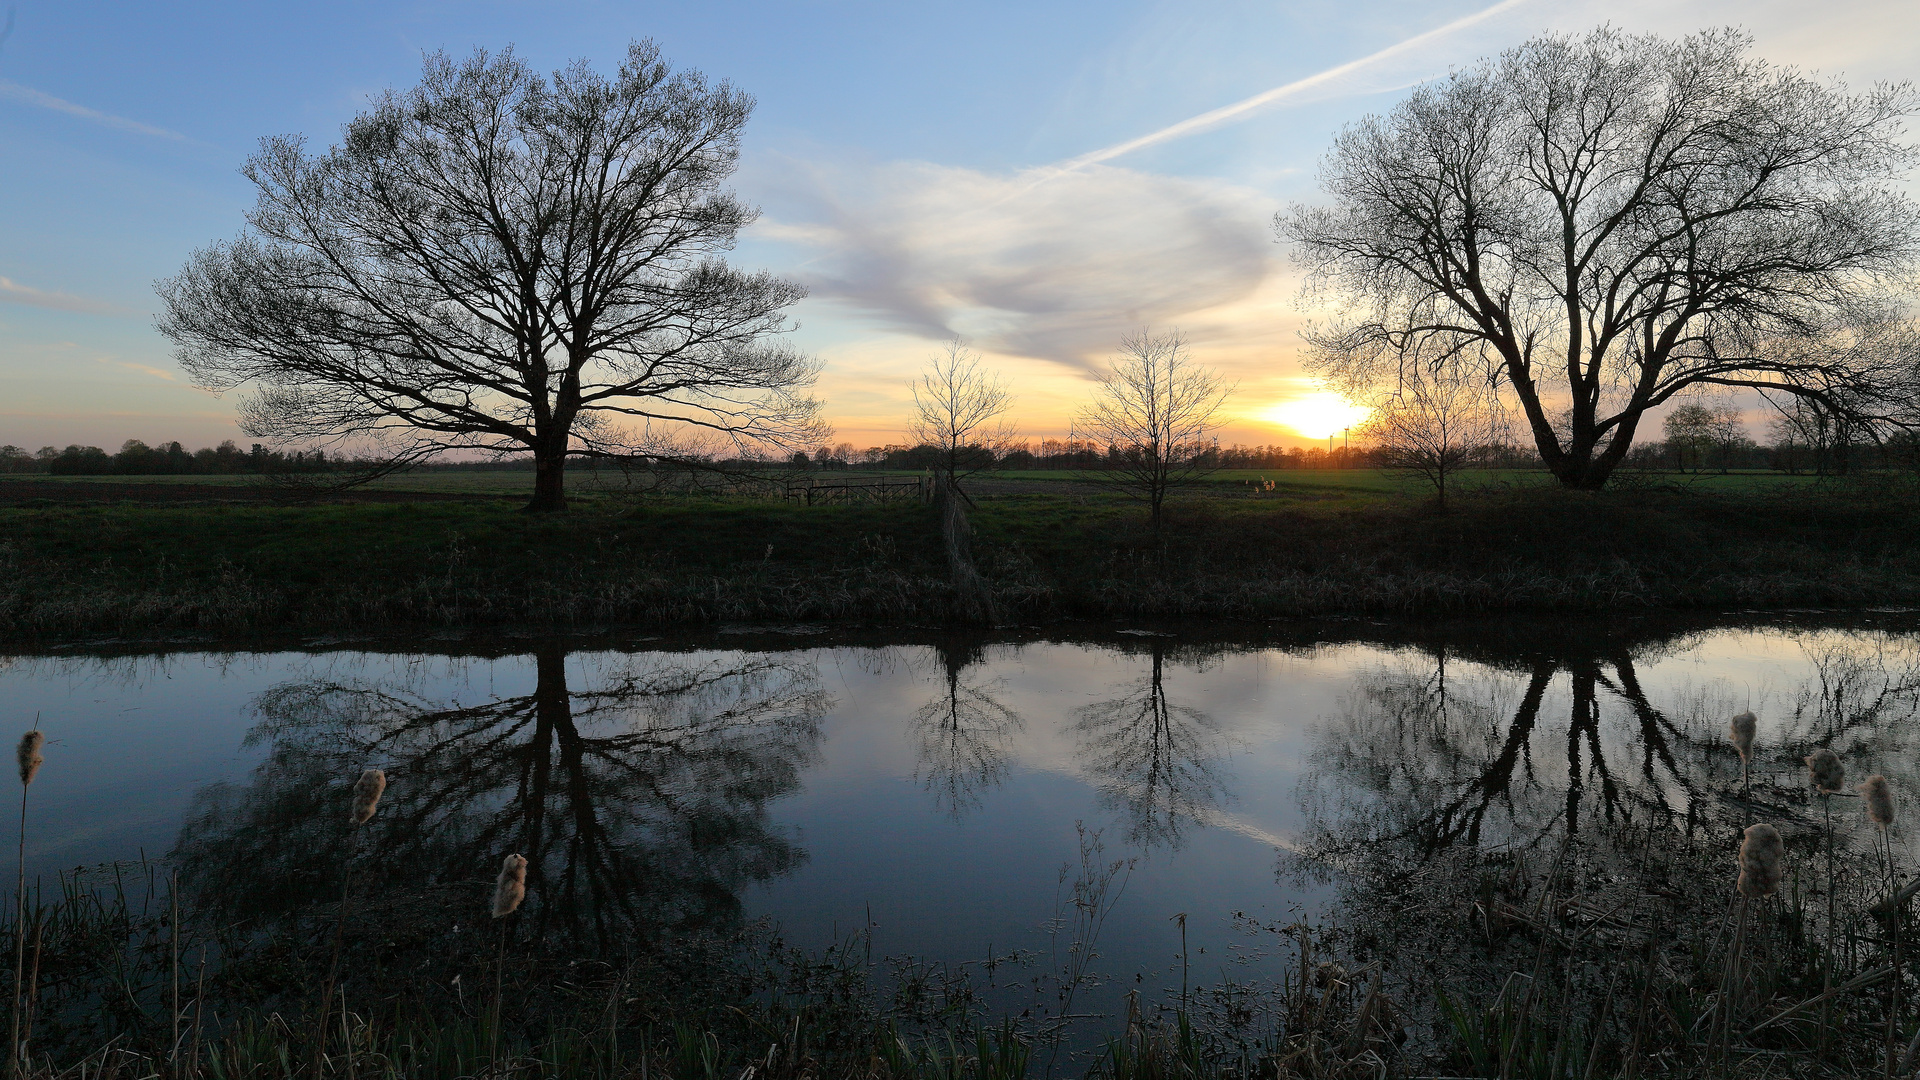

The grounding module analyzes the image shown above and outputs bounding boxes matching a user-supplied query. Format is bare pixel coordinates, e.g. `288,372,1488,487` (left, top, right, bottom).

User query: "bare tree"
157,42,828,512
910,638,1025,819
173,647,828,947
1354,350,1507,509
1279,27,1920,490
1767,390,1870,475
907,340,1018,500
1072,329,1233,529
1071,641,1232,849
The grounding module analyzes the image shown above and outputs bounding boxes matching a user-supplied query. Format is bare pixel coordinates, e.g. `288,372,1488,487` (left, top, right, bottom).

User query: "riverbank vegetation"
1,470,1917,644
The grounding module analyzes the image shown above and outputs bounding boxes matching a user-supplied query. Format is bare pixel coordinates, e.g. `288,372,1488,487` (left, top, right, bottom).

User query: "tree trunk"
526,447,568,512
1530,422,1638,490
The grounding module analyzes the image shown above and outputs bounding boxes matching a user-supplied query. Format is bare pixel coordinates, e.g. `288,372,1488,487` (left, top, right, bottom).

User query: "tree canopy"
158,42,825,511
1281,28,1920,489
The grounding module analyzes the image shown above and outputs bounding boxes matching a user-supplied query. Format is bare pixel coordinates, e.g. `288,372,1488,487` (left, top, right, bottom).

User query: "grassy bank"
0,475,1916,642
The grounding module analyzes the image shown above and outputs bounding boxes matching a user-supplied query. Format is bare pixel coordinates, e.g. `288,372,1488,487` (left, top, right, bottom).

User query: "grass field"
0,465,1822,501
0,464,1911,642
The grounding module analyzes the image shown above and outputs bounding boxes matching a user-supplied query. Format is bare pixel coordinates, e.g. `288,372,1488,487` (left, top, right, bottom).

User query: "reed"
9,729,43,1080
1807,748,1844,794
490,854,526,921
1737,823,1783,900
1862,775,1895,828
1728,711,1757,791
1854,775,1903,1076
349,768,385,826
1808,748,1845,1049
489,853,527,1070
314,767,388,1078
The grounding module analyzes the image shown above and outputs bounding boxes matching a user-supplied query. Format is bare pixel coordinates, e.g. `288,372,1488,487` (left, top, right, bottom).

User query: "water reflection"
1072,641,1233,849
1299,633,1920,863
172,647,830,947
911,637,1025,818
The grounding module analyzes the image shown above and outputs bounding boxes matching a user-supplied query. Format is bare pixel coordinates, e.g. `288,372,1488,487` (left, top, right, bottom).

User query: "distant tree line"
0,440,347,476
5,421,1913,480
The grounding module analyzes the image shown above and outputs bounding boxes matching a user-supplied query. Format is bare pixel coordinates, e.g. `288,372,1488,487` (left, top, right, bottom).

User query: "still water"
5,615,1920,1020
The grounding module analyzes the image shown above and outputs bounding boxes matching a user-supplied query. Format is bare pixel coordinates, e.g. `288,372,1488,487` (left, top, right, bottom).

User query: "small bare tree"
907,341,1018,501
1358,365,1506,509
1318,332,1504,508
157,42,827,512
1073,329,1233,529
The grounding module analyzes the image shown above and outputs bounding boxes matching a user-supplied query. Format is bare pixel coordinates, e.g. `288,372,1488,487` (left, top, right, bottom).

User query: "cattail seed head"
1737,823,1784,898
1806,749,1845,794
1728,711,1757,760
350,768,386,826
1860,775,1895,828
491,853,527,919
16,731,44,787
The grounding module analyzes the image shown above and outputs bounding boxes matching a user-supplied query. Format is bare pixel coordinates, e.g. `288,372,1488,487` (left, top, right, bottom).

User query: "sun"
1262,393,1371,440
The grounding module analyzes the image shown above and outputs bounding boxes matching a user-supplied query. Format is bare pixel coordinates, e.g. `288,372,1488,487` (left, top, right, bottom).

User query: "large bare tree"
157,42,827,511
1279,28,1920,489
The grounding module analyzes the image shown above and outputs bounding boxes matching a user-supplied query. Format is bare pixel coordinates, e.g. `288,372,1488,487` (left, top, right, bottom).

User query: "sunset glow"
1263,393,1371,440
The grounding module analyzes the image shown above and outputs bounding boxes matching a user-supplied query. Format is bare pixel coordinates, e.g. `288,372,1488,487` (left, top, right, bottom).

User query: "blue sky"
1,0,1914,452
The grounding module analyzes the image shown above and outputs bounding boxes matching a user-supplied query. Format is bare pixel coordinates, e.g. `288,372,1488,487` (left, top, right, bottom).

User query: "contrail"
0,78,192,142
1048,0,1533,173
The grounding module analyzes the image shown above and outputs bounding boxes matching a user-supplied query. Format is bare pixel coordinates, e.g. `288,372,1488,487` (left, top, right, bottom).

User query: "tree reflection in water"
172,646,830,948
910,636,1024,819
1299,633,1920,862
1072,640,1233,850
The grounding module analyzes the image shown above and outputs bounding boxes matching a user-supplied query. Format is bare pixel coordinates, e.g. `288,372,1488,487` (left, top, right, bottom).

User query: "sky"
0,0,1916,454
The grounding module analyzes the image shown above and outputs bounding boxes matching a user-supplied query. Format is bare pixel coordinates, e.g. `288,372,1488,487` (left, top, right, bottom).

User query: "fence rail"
782,475,929,505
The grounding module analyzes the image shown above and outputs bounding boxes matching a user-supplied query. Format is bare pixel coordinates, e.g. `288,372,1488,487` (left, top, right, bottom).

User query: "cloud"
101,359,178,382
759,158,1278,370
0,78,192,142
0,276,138,317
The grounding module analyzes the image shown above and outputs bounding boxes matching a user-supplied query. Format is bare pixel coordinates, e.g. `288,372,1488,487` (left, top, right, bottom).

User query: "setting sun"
1262,392,1371,440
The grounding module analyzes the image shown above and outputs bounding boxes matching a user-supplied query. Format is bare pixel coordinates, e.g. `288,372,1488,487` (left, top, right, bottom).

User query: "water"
6,613,1920,1034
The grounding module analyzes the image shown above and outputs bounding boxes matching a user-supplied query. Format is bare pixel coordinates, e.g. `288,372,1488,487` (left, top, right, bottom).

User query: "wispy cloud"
760,0,1545,375
0,78,191,142
103,359,178,382
0,276,139,317
759,158,1277,369
1048,0,1534,172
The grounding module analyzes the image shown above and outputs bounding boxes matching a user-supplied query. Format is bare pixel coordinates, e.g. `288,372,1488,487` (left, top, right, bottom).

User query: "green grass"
3,470,541,494
7,465,1823,499
0,471,1913,642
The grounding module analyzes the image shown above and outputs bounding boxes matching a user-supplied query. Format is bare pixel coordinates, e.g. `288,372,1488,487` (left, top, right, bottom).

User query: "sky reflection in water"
4,619,1920,1006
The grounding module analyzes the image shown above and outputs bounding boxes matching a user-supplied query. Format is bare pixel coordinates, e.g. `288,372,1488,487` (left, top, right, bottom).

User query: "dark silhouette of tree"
157,42,827,512
907,341,1019,503
1070,641,1232,849
1299,647,1747,861
910,637,1024,819
172,646,829,950
1072,329,1233,530
1348,342,1508,508
1281,27,1920,490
